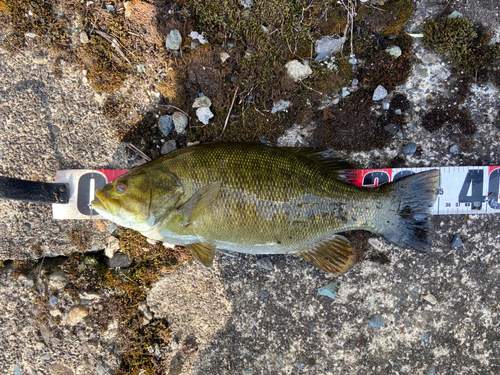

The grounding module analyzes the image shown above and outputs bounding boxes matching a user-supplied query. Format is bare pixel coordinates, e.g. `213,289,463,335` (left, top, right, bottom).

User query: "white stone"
386,46,402,58
422,293,437,305
372,85,388,101
271,100,292,114
48,270,68,290
165,30,182,51
240,0,253,8
316,37,343,58
285,60,312,82
196,107,214,125
172,112,188,133
220,52,230,63
104,236,120,258
188,31,208,45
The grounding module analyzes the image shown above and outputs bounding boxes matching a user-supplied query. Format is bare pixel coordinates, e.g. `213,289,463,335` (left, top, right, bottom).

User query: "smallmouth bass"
92,143,439,274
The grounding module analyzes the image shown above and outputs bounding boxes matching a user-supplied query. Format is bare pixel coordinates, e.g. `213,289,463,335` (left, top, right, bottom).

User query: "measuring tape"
50,166,500,219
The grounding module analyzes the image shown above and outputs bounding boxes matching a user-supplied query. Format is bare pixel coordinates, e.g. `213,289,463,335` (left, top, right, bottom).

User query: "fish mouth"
91,190,121,216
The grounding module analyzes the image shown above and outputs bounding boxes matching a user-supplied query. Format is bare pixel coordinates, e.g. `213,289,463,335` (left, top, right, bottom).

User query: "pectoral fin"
178,181,222,226
186,243,217,267
298,235,356,274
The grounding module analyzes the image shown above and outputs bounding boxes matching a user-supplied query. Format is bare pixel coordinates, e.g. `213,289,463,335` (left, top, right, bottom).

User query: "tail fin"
377,170,440,252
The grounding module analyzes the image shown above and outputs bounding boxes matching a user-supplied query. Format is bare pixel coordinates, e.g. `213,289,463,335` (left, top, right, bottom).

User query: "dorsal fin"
298,235,356,274
282,147,357,171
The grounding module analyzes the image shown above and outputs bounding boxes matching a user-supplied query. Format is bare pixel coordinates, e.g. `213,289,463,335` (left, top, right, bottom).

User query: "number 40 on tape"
52,166,500,220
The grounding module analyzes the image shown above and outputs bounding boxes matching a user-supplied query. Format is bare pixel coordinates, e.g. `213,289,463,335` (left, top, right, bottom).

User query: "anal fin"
186,243,217,267
299,235,356,274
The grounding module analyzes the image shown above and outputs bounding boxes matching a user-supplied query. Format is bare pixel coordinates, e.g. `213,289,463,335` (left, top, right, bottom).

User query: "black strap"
0,176,69,204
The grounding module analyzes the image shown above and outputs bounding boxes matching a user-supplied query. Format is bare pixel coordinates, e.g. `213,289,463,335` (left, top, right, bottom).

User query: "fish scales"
160,144,374,253
92,143,439,274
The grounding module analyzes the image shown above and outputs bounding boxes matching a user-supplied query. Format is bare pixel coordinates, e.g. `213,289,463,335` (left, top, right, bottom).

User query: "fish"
91,143,440,274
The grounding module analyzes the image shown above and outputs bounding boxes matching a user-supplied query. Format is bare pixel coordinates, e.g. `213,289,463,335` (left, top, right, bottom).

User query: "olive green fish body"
92,143,439,274
150,145,378,253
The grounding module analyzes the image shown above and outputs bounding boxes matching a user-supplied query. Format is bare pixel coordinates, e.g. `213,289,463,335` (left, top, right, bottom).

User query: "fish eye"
115,183,127,193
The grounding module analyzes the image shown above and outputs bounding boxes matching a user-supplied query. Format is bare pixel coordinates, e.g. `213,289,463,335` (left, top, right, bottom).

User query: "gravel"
158,115,174,137
107,252,133,268
165,29,182,51
372,85,388,101
403,142,418,155
285,60,312,82
368,314,386,328
161,139,178,155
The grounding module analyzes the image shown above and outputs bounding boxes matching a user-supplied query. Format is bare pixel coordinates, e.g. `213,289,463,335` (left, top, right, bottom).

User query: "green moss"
357,0,414,35
0,0,71,54
81,36,128,93
423,16,500,74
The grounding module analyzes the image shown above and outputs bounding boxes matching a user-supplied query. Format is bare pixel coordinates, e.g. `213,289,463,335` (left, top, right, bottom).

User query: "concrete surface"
1,0,500,374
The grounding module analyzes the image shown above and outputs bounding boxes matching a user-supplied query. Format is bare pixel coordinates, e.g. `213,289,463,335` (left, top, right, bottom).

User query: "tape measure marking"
52,166,500,219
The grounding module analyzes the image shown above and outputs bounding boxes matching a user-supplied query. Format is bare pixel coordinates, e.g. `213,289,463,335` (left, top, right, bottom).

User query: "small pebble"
158,115,174,137
172,112,188,133
49,295,58,307
368,314,385,328
427,366,437,375
193,96,212,108
395,109,402,115
318,282,337,300
104,236,120,258
48,270,68,290
80,31,89,44
341,87,350,98
196,107,214,125
384,124,399,135
403,143,417,156
271,100,292,114
40,353,51,361
351,78,359,86
188,31,208,45
107,223,118,234
161,140,178,155
348,58,358,65
14,364,21,375
136,64,146,73
285,60,312,82
256,257,274,271
315,36,343,61
220,52,230,63
105,4,115,11
295,363,305,371
449,145,458,153
422,293,437,305
68,305,89,325
386,46,402,58
372,85,388,101
165,29,182,51
240,0,253,8
107,253,134,269
448,11,463,18
451,233,462,248
382,101,390,110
